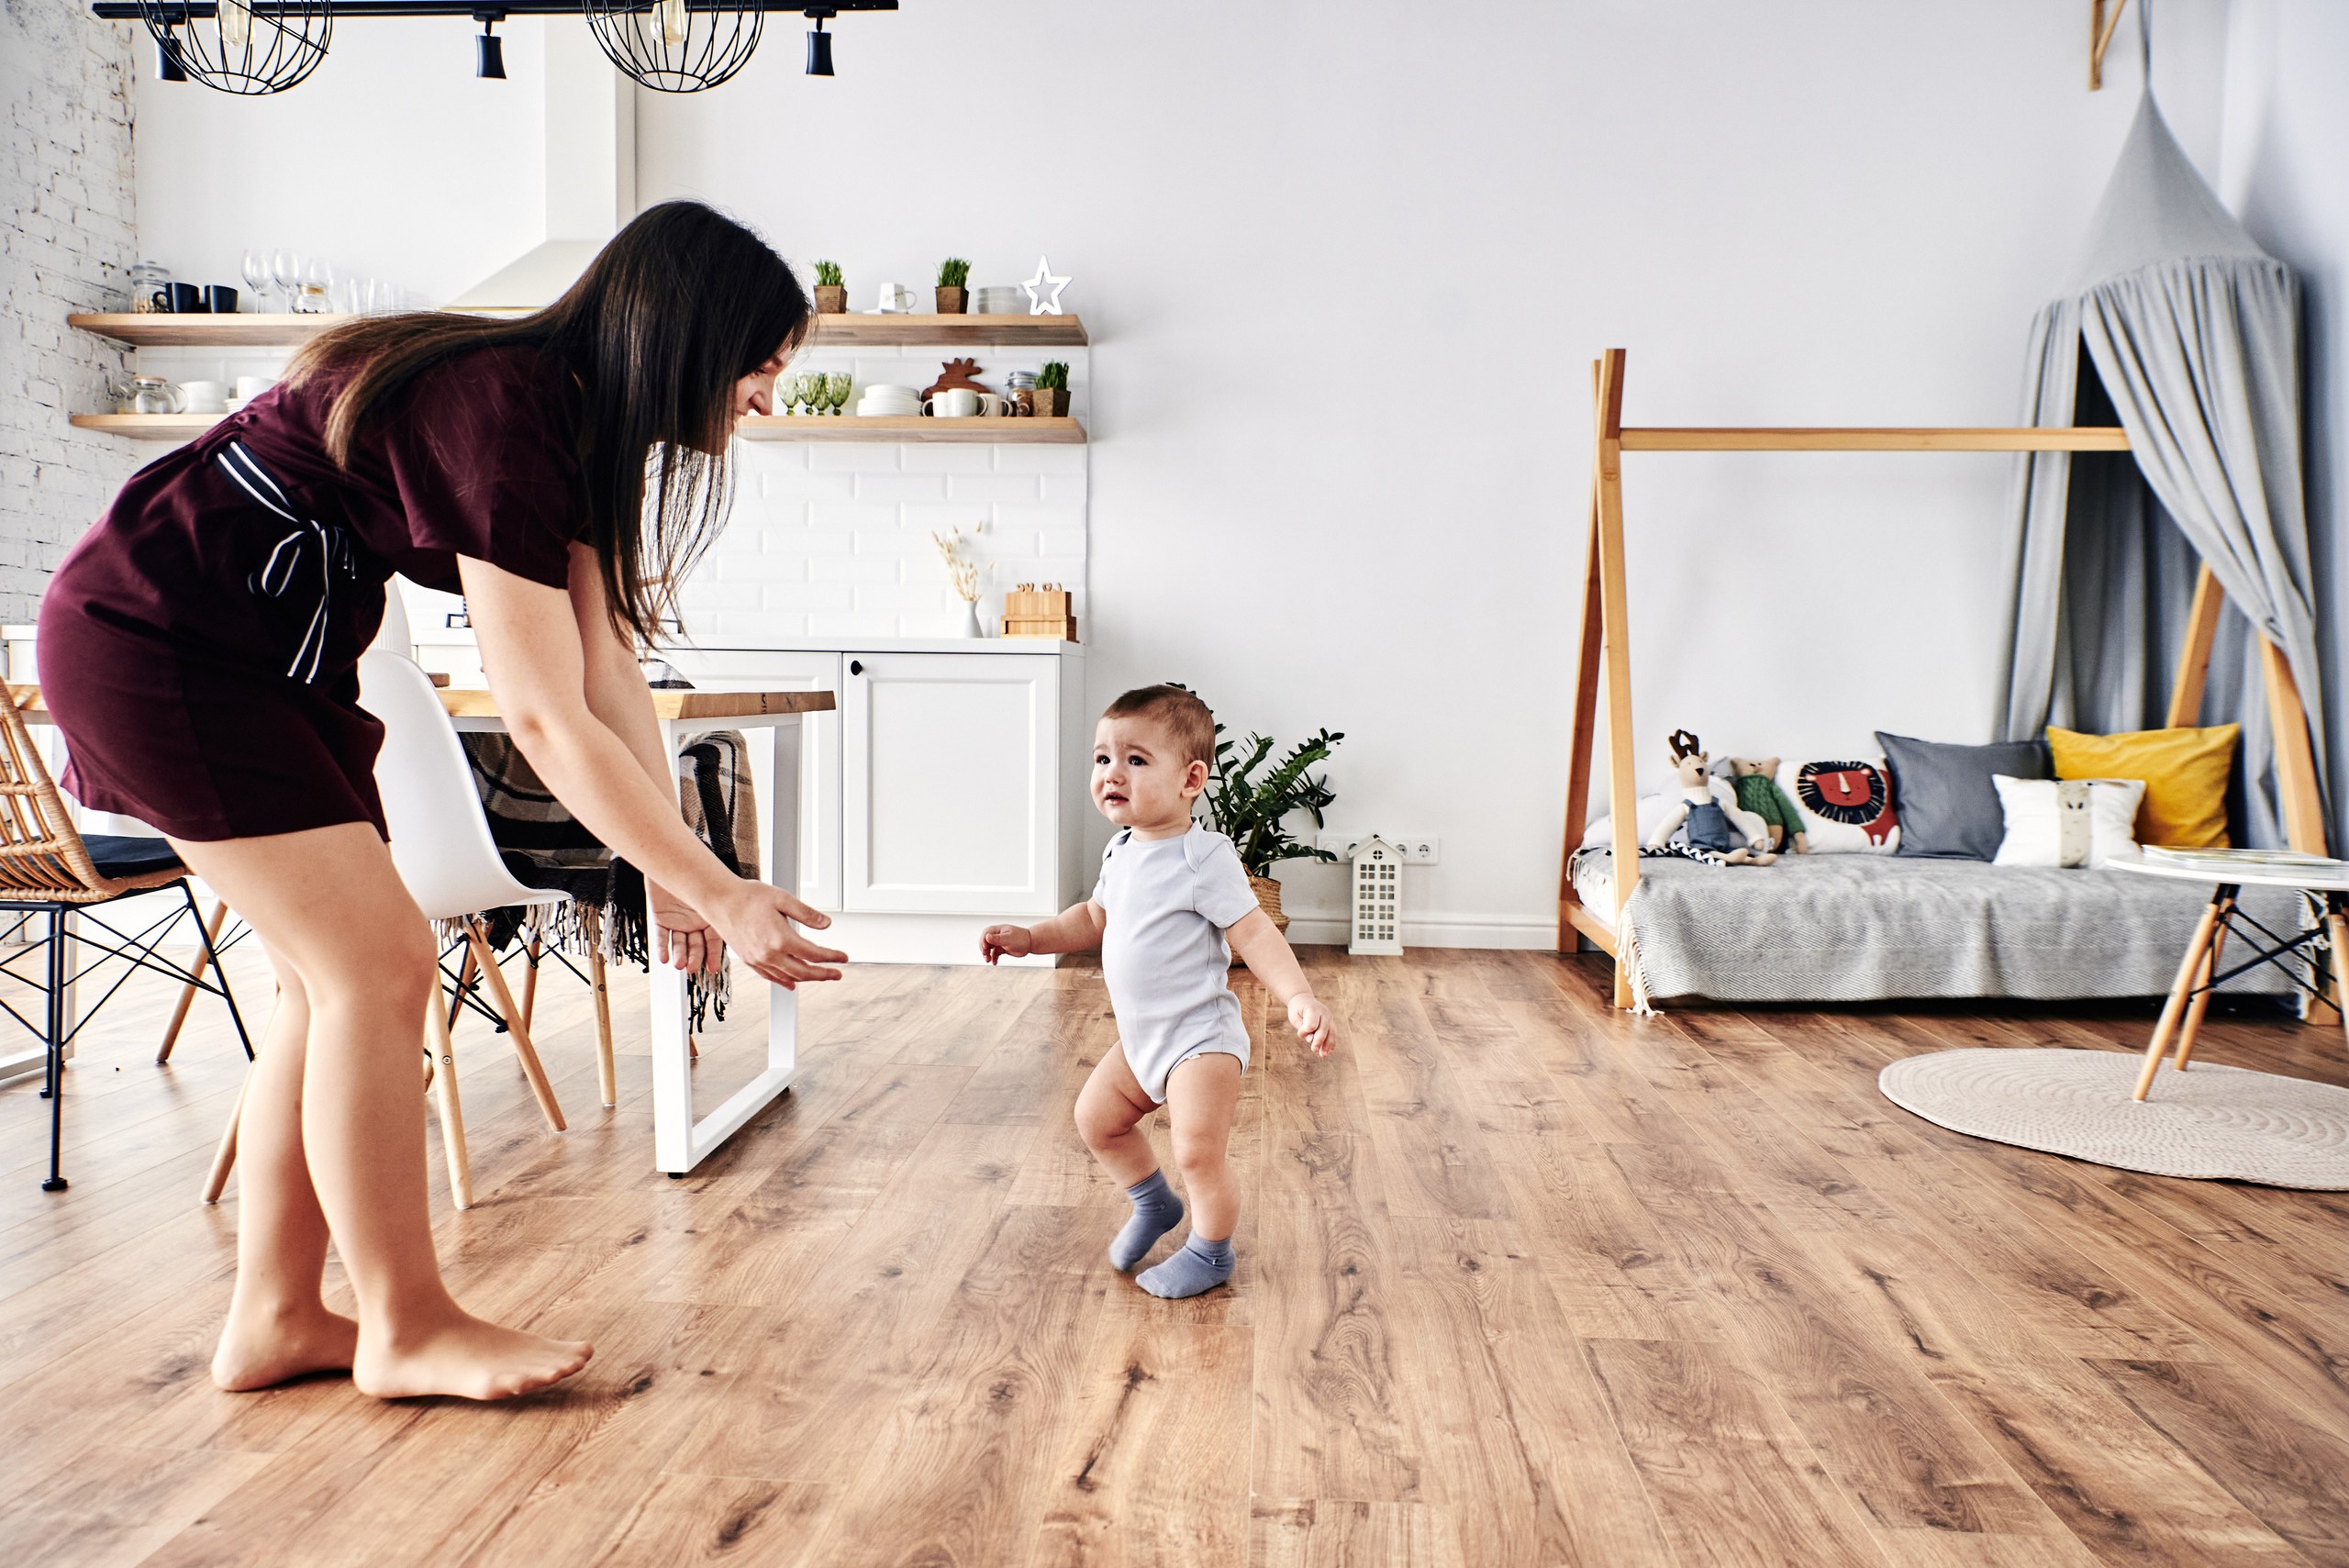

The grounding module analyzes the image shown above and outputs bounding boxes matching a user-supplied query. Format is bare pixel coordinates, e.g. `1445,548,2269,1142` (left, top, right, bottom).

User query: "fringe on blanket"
1613,903,1658,1016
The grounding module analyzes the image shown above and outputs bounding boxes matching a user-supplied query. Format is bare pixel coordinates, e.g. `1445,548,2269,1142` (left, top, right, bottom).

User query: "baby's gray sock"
1109,1170,1185,1272
1138,1233,1234,1299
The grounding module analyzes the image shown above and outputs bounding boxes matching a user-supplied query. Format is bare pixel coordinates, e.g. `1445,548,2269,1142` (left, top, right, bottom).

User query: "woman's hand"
979,924,1033,965
1288,994,1336,1057
708,880,848,989
649,881,723,973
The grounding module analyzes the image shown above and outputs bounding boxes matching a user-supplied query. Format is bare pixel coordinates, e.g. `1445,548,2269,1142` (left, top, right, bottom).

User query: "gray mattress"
1570,849,2308,1005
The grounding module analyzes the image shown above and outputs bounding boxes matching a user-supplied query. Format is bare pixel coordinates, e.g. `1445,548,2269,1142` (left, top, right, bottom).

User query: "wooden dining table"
11,682,838,1176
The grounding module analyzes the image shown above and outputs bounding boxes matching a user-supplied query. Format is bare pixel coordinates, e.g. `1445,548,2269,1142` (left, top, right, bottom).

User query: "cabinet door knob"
849,660,864,675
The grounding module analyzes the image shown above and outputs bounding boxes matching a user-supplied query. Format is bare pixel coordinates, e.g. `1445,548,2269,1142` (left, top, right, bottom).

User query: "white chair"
205,590,614,1210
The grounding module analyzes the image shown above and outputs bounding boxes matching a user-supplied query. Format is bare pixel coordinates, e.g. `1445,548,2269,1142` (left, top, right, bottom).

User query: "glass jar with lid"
126,261,171,314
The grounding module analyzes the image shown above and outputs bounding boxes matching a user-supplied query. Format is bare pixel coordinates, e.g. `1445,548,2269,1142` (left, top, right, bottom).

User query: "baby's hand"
1288,994,1336,1056
980,924,1032,965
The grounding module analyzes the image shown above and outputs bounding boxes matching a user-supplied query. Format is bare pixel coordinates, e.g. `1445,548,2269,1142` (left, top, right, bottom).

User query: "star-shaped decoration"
1022,255,1071,316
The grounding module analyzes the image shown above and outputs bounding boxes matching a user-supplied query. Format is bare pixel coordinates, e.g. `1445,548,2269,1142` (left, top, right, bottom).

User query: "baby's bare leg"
1139,1051,1242,1299
1076,1048,1185,1270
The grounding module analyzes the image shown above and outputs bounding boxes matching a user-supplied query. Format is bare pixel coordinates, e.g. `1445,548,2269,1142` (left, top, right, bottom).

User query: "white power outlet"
1320,831,1439,864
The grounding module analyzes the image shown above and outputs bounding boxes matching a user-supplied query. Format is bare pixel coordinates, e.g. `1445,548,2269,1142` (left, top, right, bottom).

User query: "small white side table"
2106,856,2349,1102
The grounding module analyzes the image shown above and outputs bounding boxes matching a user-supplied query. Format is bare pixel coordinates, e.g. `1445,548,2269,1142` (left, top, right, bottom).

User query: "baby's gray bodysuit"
1094,825,1260,1103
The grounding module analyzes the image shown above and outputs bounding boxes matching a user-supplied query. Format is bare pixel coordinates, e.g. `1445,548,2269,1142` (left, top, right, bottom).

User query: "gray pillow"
1876,731,2051,861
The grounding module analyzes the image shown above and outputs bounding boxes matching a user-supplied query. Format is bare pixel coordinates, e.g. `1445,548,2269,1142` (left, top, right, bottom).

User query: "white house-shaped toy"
1349,836,1403,956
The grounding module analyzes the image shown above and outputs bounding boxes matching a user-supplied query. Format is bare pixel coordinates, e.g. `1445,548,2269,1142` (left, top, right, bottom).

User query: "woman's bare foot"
353,1313,593,1401
212,1302,361,1392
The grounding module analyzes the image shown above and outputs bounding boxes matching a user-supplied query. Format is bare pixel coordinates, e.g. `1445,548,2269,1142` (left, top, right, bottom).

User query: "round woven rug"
1877,1048,2349,1190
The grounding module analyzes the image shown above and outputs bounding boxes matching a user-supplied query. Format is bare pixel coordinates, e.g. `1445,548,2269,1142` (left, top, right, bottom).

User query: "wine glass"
792,373,823,416
239,250,267,313
824,372,852,416
267,249,301,313
300,256,334,315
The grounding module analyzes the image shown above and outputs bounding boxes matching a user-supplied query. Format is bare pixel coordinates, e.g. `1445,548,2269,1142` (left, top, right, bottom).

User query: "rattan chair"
0,687,253,1192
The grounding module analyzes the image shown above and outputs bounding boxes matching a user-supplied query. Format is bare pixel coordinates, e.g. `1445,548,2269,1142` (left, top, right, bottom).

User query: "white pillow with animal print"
1776,759,1901,854
1991,775,2145,868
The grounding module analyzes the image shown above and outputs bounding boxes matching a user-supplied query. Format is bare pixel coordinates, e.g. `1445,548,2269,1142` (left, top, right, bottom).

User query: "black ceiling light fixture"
804,7,831,75
95,2,895,95
130,1,335,94
473,8,505,76
582,0,763,94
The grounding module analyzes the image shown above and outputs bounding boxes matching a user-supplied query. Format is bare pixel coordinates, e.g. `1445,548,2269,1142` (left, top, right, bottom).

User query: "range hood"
446,21,635,315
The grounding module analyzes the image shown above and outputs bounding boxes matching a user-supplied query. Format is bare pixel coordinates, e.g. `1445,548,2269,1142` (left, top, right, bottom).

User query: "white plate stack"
856,384,921,417
974,285,1025,315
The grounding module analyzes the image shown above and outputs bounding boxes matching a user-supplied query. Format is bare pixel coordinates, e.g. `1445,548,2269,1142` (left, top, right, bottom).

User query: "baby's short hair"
1104,684,1217,770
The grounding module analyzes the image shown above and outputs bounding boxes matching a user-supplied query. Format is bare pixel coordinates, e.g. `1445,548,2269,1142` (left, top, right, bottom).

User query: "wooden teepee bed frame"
1557,348,2331,1013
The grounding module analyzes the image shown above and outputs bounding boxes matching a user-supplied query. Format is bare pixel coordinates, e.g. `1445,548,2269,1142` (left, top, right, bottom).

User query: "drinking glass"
300,256,334,314
791,373,822,416
239,250,268,312
824,372,852,415
268,249,302,313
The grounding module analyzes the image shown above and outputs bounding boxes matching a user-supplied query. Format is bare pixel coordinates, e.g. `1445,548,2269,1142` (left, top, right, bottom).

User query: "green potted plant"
1036,359,1070,417
1190,703,1343,936
936,257,971,315
812,260,846,315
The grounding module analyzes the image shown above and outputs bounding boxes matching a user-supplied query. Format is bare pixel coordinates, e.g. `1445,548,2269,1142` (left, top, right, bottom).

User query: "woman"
38,202,846,1401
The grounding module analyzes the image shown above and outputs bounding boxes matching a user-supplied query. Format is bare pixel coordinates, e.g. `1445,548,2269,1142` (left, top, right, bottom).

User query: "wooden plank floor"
3,944,2348,1566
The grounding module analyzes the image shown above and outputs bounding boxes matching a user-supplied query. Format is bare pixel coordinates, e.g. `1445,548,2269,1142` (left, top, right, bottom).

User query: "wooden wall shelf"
70,413,222,440
734,416,1085,444
69,312,356,347
70,310,1090,350
805,314,1087,347
73,411,1089,446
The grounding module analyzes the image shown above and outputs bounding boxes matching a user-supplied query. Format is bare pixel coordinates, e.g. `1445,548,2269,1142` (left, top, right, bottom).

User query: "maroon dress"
38,343,586,841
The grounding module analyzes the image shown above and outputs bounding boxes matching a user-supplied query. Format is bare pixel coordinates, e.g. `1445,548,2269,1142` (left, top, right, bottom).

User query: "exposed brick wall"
0,8,139,624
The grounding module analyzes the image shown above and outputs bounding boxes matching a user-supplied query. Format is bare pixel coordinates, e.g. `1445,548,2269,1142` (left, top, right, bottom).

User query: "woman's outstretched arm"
458,550,846,988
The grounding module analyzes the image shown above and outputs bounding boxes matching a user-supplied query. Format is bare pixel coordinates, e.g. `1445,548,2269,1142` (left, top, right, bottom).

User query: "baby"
982,684,1337,1298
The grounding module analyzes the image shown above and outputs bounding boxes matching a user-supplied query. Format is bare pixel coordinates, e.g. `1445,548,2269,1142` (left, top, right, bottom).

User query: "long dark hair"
286,200,810,643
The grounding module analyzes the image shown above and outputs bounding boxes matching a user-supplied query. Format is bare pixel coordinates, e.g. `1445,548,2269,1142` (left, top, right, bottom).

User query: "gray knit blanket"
1571,849,2310,1008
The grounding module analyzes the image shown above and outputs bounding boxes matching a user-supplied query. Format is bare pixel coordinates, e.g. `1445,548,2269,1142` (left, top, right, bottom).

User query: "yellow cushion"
2046,724,2238,849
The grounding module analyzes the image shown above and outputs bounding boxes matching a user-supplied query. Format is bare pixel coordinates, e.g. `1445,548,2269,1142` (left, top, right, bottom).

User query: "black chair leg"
184,883,255,1062
42,908,67,1193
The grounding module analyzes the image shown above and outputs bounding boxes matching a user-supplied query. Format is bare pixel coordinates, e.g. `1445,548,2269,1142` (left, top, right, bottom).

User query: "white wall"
2221,0,2349,850
132,19,548,305
0,10,139,622
56,1,2249,946
639,0,2231,944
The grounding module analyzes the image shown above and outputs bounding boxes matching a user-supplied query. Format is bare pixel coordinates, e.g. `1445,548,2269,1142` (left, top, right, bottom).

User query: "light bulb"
220,0,251,50
660,0,687,48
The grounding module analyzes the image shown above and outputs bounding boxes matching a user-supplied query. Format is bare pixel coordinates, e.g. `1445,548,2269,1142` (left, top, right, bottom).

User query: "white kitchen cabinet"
658,648,841,912
841,651,1069,917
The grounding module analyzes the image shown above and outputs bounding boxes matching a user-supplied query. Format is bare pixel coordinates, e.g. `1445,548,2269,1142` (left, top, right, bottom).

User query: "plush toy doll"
1646,728,1776,864
1720,756,1808,854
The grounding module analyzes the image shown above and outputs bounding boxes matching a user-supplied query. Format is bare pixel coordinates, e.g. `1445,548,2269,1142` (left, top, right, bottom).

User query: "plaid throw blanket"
460,701,760,1031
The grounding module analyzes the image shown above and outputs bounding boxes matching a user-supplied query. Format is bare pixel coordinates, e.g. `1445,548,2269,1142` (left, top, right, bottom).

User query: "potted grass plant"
1190,704,1343,936
1036,359,1070,417
936,257,971,315
812,260,846,314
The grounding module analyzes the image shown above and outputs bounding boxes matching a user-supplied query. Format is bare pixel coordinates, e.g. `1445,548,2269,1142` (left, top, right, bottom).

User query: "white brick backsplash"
945,473,1043,502
809,445,902,473
808,556,900,584
854,473,950,502
682,441,1086,641
0,11,138,623
679,582,764,612
899,445,996,473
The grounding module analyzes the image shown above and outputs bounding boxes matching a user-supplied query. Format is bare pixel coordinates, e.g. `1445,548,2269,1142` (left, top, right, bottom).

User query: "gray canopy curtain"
1997,83,2322,849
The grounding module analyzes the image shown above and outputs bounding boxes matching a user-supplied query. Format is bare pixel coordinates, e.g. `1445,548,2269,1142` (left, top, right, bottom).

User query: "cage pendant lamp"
136,0,333,94
584,0,763,93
